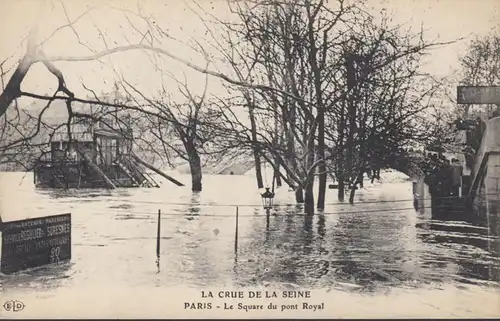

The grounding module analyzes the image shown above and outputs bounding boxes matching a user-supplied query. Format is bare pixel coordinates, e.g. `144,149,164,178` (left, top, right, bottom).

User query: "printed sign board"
457,86,500,104
0,213,71,275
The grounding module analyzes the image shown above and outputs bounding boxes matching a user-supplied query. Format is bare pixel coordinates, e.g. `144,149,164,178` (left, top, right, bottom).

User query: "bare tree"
203,0,451,212
458,31,500,118
327,15,446,203
119,69,223,192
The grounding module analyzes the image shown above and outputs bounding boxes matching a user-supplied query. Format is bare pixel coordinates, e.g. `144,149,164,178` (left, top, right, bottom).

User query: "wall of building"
484,153,500,254
471,117,500,249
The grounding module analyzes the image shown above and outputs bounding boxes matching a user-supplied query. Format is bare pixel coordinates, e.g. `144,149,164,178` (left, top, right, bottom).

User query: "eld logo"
3,300,25,312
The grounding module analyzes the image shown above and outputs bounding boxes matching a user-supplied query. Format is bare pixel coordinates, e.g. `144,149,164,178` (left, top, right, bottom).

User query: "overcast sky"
0,0,499,108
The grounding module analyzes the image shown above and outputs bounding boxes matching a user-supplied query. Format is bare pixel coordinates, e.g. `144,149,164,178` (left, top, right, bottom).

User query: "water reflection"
235,190,500,291
265,212,270,235
0,262,74,293
317,213,326,241
187,192,201,217
416,199,500,286
303,215,314,251
41,188,117,199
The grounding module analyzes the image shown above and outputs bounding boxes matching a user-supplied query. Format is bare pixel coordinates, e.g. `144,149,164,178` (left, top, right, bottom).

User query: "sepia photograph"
0,0,499,318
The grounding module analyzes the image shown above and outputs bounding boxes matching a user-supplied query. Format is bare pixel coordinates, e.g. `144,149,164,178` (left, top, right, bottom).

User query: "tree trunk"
273,107,282,188
345,54,357,194
337,169,345,201
189,153,202,192
0,56,32,117
349,170,363,204
295,187,304,203
249,103,263,188
305,7,326,211
253,147,264,189
287,167,295,189
305,117,316,215
285,142,296,189
317,108,326,210
285,104,297,190
337,104,346,202
304,180,315,215
186,142,202,192
274,160,282,187
348,184,356,204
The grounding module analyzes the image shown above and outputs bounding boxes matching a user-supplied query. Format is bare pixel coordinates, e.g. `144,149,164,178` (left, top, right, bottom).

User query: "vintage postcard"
0,0,499,319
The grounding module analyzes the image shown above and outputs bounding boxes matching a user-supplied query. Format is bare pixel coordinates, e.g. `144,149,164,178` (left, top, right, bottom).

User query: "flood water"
0,171,499,318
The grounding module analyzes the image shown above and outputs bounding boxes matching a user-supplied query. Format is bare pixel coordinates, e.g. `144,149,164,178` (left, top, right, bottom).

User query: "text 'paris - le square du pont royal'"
184,290,325,312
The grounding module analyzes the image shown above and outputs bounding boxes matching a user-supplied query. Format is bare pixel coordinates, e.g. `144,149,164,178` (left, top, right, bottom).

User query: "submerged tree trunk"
345,54,357,201
348,184,356,204
338,178,345,201
186,142,202,192
337,158,345,201
304,180,315,215
307,24,326,210
337,104,346,202
348,170,363,204
189,156,202,192
304,117,316,215
304,131,316,215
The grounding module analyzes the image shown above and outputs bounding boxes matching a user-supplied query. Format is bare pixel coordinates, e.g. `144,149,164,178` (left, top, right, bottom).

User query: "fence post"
156,209,161,272
234,206,239,254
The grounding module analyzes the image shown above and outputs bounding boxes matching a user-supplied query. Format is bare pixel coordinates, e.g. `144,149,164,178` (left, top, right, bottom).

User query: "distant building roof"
94,128,130,139
53,131,94,142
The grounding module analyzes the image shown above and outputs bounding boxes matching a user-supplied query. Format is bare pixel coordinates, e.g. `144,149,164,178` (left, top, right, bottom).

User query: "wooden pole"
271,171,276,194
132,153,185,187
234,206,239,254
156,209,161,272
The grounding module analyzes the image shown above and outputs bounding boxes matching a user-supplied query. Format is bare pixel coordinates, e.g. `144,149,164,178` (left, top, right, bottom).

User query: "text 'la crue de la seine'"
184,290,325,312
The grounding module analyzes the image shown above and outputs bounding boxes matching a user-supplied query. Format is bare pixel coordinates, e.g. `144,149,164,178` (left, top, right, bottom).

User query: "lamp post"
261,187,275,215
